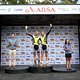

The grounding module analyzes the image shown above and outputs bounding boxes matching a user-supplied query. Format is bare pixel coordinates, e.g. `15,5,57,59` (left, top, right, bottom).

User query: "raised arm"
26,31,33,38
25,26,33,39
45,24,52,38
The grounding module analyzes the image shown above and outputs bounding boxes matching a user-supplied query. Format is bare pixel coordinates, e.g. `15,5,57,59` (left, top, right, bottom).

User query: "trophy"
25,26,28,30
50,23,52,27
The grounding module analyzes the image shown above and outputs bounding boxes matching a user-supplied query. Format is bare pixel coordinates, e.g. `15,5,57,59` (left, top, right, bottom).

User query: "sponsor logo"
20,63,25,64
74,33,78,35
21,33,26,36
50,39,54,41
16,59,20,61
20,43,25,45
2,63,6,65
51,49,55,51
21,52,25,54
6,33,10,36
1,53,6,55
69,26,74,29
61,51,64,54
26,59,31,61
7,8,11,12
79,8,80,11
21,27,25,29
55,43,60,44
16,33,20,36
20,50,25,52
65,32,69,35
75,62,79,64
6,59,9,61
56,62,61,64
51,52,55,54
25,7,55,13
75,45,79,48
55,52,60,54
55,49,60,51
60,39,64,42
58,8,70,11
16,27,21,30
40,27,44,29
1,40,5,42
26,39,31,42
70,39,74,41
21,39,25,42
1,46,6,49
55,45,59,48
31,27,35,29
14,8,23,11
26,36,31,38
21,46,26,48
75,58,79,60
60,26,64,29
26,56,31,57
50,45,54,48
21,59,25,61
0,8,7,11
1,59,6,62
60,45,64,48
55,33,59,35
11,27,15,29
71,8,78,11
26,46,30,48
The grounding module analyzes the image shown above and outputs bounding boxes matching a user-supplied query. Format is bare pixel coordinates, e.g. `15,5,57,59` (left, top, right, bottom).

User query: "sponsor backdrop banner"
0,5,80,14
1,26,79,66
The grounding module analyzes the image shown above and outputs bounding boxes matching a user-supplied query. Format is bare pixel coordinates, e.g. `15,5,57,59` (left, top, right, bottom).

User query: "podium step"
28,66,53,73
5,66,29,74
53,68,77,73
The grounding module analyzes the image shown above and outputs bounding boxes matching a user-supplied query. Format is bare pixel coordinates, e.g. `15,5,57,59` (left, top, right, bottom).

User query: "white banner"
0,5,80,14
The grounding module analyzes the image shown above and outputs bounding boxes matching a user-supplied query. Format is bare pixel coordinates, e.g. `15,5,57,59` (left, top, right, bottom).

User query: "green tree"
61,0,78,4
35,0,57,4
0,0,27,4
0,0,78,4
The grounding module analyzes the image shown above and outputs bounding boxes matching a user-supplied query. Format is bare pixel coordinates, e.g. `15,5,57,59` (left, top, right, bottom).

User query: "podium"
5,66,29,74
28,66,53,73
5,65,77,74
53,68,77,73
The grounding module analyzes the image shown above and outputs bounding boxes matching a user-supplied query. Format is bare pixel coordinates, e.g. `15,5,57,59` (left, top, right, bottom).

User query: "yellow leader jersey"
33,36,40,45
40,36,46,45
40,36,48,47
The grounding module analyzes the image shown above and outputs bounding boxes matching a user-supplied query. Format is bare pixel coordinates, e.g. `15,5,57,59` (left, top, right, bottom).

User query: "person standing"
63,39,72,70
25,26,40,67
7,33,18,69
40,24,52,67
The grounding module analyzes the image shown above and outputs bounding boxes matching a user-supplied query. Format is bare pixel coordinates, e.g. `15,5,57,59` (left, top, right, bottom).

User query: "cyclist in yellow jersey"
25,26,40,67
40,24,52,67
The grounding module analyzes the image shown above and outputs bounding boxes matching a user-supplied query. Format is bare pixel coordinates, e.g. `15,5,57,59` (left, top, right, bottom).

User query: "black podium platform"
28,66,53,73
5,65,77,74
53,68,77,73
5,66,29,74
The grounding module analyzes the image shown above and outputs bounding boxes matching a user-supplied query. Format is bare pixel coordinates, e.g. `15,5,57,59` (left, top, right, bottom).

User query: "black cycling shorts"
34,45,39,50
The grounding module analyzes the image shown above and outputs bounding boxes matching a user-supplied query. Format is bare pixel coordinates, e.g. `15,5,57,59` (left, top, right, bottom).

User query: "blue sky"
77,0,80,4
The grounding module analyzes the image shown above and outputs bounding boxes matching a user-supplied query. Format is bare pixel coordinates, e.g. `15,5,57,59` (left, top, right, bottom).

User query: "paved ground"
0,68,80,80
